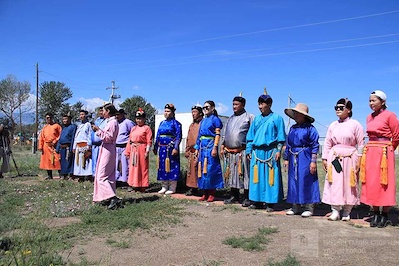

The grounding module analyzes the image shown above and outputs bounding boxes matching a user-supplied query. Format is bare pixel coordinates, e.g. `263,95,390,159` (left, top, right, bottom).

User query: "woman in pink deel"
92,103,121,210
125,108,153,192
322,98,364,221
360,90,399,228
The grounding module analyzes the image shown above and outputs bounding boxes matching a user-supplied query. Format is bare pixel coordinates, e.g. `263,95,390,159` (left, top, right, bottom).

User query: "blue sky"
1,0,399,137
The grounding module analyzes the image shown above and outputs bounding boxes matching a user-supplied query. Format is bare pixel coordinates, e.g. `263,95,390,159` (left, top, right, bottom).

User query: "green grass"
266,254,301,266
223,227,278,251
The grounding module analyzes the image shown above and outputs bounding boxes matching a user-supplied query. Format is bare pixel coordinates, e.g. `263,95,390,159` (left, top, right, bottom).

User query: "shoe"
158,187,167,194
266,207,274,212
165,190,175,195
248,203,264,210
328,211,340,221
224,196,238,204
341,215,351,221
241,199,251,208
199,194,208,201
301,211,313,218
287,204,301,215
370,215,380,227
207,195,215,202
185,188,193,196
377,216,392,228
107,197,122,210
44,176,53,180
127,187,134,192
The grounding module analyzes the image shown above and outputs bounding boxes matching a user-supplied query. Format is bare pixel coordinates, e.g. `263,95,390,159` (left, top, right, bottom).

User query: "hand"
246,154,251,160
283,160,289,172
310,162,317,175
171,149,178,156
274,151,281,161
184,151,189,158
322,159,327,172
92,125,99,132
194,149,199,157
72,149,76,153
211,146,217,157
220,146,225,156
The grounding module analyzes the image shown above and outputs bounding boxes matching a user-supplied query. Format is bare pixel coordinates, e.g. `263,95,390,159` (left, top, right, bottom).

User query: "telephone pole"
33,63,39,153
106,80,120,104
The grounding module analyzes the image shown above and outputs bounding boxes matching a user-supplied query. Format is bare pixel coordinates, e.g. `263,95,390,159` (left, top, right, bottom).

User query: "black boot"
108,196,122,210
45,170,53,180
241,189,251,207
224,188,239,204
370,214,381,227
266,203,275,212
377,212,391,228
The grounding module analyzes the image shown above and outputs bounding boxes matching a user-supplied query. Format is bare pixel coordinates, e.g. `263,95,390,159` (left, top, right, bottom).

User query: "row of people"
153,89,398,228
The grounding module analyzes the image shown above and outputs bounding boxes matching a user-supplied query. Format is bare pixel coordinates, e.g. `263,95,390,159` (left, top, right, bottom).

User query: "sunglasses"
334,106,345,111
203,106,211,110
46,116,51,119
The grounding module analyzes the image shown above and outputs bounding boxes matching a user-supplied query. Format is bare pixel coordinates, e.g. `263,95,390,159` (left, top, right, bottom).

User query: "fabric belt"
92,141,102,146
60,143,71,148
224,146,246,153
200,136,214,140
160,134,174,138
369,137,390,141
116,143,127,148
76,142,88,148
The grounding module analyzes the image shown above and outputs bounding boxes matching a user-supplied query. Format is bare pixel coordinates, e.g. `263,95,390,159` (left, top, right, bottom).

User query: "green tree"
0,75,33,137
59,101,84,123
119,95,157,133
38,81,72,124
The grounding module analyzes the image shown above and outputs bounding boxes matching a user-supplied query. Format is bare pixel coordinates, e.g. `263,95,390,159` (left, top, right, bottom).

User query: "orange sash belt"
360,141,392,185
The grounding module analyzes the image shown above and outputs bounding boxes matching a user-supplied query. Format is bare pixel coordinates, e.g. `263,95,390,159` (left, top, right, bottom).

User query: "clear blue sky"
1,0,399,137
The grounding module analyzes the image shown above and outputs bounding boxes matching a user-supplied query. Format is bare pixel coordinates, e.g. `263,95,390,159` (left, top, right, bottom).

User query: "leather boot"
377,212,391,228
207,189,216,202
224,188,239,204
199,190,209,201
370,214,380,227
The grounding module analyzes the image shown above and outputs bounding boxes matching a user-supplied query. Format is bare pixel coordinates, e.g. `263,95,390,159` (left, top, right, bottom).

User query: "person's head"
116,109,126,121
103,103,118,118
233,95,246,114
191,105,204,121
369,90,387,112
258,92,273,115
164,103,176,119
203,100,218,117
45,113,54,124
97,105,105,118
334,98,353,120
79,110,88,121
135,108,146,126
284,103,315,124
62,114,72,125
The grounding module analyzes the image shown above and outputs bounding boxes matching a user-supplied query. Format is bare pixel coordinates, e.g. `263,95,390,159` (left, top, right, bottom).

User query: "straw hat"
284,103,315,123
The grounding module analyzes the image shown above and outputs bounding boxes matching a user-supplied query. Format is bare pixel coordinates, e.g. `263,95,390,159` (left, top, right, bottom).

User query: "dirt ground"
64,193,399,266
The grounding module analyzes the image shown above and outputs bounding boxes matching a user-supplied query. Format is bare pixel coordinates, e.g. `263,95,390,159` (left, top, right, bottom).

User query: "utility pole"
33,63,39,154
106,80,120,104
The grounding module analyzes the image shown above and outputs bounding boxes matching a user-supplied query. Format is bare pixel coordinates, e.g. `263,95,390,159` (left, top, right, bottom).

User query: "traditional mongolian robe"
115,118,135,182
360,109,399,206
154,118,182,181
0,128,11,175
93,116,119,202
195,114,224,189
246,112,285,203
185,117,202,188
284,122,320,204
91,117,107,174
39,123,62,170
321,118,364,206
221,110,253,189
73,121,93,176
125,124,152,188
56,123,77,175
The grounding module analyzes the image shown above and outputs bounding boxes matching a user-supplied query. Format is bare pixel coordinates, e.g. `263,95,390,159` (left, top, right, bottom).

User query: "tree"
59,101,84,123
119,95,157,133
38,81,72,124
0,75,33,137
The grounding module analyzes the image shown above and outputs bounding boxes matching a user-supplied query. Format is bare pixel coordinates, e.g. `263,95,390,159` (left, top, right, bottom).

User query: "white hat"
371,90,387,101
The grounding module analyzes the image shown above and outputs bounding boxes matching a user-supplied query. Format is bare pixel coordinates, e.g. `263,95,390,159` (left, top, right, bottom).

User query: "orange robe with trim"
125,125,152,188
39,123,62,170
